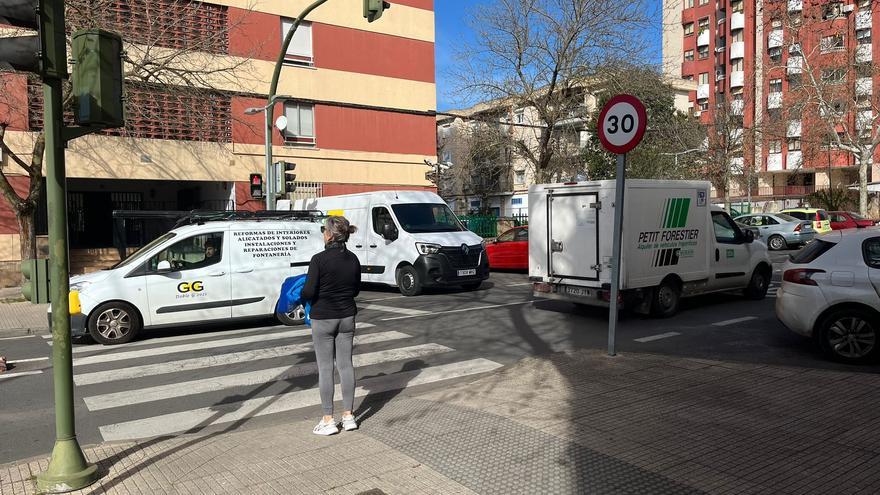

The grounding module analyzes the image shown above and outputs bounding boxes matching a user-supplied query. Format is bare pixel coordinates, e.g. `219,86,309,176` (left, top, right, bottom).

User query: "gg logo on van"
177,281,204,293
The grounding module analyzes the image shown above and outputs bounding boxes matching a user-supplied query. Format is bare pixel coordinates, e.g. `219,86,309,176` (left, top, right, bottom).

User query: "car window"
817,210,829,221
148,232,223,272
514,229,529,241
372,207,395,236
744,216,759,226
776,213,799,223
712,212,739,243
496,229,515,242
790,239,836,264
849,212,866,220
831,213,847,223
762,215,779,225
785,211,806,220
864,238,880,269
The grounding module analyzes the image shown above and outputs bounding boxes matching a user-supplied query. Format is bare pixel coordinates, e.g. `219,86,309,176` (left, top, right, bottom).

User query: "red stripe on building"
315,105,436,155
0,176,30,235
0,74,29,131
322,183,435,196
390,0,434,12
228,8,282,61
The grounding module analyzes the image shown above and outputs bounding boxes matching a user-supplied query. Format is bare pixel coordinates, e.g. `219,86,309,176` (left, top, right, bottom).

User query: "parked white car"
776,228,880,363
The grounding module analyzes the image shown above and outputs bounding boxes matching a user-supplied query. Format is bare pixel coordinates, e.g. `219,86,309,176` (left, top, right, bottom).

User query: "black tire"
768,235,787,251
650,280,681,318
276,304,306,326
396,265,423,297
87,301,141,345
817,309,880,364
462,282,482,291
743,267,770,300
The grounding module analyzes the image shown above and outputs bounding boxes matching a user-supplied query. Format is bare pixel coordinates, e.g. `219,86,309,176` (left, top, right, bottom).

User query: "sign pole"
607,152,626,356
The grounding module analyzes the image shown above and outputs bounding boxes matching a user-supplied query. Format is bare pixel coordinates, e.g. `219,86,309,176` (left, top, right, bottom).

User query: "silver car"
735,213,816,250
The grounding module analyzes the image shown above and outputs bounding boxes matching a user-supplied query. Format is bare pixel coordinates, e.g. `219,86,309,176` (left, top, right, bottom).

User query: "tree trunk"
17,207,36,261
859,153,869,217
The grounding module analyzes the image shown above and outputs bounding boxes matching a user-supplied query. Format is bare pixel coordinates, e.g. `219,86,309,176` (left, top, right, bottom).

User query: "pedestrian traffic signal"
250,173,264,199
21,258,49,304
363,0,391,22
274,161,297,195
0,0,68,79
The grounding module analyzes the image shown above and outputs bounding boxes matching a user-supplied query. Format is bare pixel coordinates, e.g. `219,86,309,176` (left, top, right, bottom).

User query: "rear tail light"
794,223,802,232
533,282,552,293
783,268,825,286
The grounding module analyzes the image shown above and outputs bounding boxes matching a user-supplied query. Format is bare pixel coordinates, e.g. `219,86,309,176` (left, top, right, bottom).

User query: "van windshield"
111,232,177,270
391,203,466,233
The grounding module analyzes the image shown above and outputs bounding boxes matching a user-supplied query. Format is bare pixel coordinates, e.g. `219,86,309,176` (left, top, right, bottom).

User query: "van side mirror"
743,229,755,244
382,223,398,241
156,260,172,273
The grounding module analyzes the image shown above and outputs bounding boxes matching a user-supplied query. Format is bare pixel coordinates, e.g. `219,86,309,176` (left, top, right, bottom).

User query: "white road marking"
0,335,37,341
42,335,52,340
359,296,405,303
73,331,410,386
0,370,43,380
380,301,532,321
712,316,758,327
99,358,503,441
360,304,431,316
8,357,49,364
634,332,681,343
83,344,454,411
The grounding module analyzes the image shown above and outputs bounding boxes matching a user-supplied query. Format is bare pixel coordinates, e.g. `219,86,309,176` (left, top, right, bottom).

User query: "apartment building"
663,0,880,209
0,0,436,281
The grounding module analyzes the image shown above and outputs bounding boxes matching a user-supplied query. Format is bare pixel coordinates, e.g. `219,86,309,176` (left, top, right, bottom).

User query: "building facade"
0,0,436,281
663,0,880,210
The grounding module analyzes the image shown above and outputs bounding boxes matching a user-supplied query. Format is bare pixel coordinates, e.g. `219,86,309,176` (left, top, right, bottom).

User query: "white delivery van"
58,211,325,345
529,180,772,316
289,191,489,296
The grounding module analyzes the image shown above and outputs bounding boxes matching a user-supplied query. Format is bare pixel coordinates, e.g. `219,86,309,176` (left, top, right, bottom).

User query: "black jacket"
301,243,361,320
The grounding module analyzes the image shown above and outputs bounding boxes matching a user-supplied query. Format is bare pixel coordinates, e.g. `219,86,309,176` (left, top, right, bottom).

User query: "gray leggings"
310,316,356,416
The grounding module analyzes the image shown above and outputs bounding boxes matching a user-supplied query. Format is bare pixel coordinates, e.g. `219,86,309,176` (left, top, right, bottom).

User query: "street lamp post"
245,97,284,210
662,147,703,169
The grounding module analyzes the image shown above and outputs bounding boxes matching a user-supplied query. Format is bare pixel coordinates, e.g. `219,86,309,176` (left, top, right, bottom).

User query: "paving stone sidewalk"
3,350,880,494
0,301,49,337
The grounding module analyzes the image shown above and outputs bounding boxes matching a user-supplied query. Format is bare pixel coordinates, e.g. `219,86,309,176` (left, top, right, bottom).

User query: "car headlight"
415,242,441,255
69,281,91,292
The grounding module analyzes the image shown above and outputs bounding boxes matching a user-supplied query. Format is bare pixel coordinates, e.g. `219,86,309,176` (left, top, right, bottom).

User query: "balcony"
857,43,873,63
767,92,783,109
857,11,872,30
786,151,803,169
786,56,803,74
757,184,813,197
857,77,873,97
768,29,783,49
730,41,745,60
697,84,710,100
730,70,745,88
767,154,783,171
731,99,745,115
731,12,745,31
697,30,710,47
787,121,801,137
788,0,802,11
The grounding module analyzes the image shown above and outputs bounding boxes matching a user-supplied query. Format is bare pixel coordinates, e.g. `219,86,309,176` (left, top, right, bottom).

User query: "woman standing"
301,216,362,435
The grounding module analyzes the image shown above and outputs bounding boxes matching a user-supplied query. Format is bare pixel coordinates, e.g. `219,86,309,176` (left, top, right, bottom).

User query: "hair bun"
348,225,358,234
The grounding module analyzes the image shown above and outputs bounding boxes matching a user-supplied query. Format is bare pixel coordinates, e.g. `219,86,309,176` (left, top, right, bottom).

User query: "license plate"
564,286,592,297
457,269,477,277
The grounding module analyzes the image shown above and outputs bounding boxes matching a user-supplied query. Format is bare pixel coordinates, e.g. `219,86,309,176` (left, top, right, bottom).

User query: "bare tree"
702,94,755,209
0,0,253,260
455,0,653,183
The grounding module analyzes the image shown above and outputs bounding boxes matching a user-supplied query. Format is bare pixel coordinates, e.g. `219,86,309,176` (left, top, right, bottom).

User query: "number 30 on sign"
597,94,647,155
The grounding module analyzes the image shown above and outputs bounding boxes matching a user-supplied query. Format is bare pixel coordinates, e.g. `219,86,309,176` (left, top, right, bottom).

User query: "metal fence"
458,214,529,238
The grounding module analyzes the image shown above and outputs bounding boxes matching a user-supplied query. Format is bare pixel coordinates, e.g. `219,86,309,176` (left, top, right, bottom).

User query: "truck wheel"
462,282,482,291
817,309,879,364
88,301,141,345
650,281,680,318
276,304,306,326
768,235,787,251
397,266,423,297
743,268,770,300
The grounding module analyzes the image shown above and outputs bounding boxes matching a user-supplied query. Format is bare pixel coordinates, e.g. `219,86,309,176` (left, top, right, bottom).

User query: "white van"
529,180,773,316
289,191,489,296
59,212,325,345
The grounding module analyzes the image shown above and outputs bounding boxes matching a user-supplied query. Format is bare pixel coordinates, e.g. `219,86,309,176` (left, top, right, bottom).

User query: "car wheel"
818,309,879,364
743,267,770,300
276,304,306,326
462,282,482,291
650,280,681,318
88,301,141,345
768,235,787,251
396,265,423,297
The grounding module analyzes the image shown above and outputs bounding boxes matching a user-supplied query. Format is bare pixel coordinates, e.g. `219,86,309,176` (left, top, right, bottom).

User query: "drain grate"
355,490,387,495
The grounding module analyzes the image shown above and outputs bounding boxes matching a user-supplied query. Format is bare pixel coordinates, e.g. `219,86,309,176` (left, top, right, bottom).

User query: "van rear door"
548,192,600,281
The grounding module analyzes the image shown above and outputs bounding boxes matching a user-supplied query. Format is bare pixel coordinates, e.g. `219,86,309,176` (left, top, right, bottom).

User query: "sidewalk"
0,300,49,337
3,349,880,494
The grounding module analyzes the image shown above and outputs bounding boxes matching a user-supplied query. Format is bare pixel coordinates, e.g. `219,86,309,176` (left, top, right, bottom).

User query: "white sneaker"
313,419,339,436
341,414,358,431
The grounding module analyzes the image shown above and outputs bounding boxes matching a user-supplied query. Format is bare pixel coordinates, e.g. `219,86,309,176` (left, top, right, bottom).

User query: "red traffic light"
251,175,262,185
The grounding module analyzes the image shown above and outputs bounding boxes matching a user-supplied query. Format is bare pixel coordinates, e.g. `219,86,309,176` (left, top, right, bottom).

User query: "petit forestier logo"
637,197,701,267
661,198,691,229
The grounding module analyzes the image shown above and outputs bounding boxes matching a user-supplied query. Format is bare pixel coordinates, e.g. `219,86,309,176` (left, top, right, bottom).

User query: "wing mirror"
156,260,173,273
382,223,399,241
743,229,755,244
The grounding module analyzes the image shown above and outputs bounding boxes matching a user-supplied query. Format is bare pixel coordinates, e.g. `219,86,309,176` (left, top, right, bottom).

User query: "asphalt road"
1,248,878,464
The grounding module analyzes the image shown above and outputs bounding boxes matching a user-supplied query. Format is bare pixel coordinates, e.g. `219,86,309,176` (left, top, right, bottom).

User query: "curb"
0,327,50,339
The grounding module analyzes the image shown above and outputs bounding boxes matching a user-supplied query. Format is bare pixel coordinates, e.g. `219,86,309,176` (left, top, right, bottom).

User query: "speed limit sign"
597,94,647,154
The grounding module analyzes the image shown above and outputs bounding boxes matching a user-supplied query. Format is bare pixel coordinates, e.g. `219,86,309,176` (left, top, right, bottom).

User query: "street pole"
263,106,274,210
607,152,626,357
36,0,98,492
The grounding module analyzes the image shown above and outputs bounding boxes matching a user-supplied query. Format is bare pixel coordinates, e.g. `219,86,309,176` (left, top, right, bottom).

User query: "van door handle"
355,245,363,248
234,268,253,273
715,249,720,262
208,271,226,277
369,244,377,248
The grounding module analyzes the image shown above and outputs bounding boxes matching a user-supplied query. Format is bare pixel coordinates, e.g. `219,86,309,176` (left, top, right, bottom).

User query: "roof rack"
175,209,324,227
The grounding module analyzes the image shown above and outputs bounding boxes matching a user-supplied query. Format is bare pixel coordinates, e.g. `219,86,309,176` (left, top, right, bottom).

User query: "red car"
828,211,878,230
486,226,528,270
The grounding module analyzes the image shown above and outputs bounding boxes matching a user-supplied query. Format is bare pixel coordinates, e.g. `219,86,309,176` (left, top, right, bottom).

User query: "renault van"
57,212,325,345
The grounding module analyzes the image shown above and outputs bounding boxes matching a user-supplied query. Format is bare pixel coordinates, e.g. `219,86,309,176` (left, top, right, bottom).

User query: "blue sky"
434,0,664,111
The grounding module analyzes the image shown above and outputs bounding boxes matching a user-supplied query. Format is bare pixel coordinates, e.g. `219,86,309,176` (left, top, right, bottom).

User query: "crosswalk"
68,320,502,442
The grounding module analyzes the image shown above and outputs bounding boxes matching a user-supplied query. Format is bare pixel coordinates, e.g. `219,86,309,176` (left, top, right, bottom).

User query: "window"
699,0,708,5
685,0,694,7
788,138,801,151
514,110,525,124
514,229,529,242
731,0,743,13
770,78,783,92
698,45,709,59
771,19,782,28
717,36,726,48
699,100,710,111
822,68,846,84
514,170,526,184
698,17,710,31
769,46,782,62
732,30,743,42
281,18,313,66
820,34,845,53
731,58,744,71
699,72,709,84
761,215,779,226
824,2,844,20
148,233,223,272
712,212,740,243
496,229,516,242
769,140,782,153
511,197,523,205
684,50,695,61
790,43,802,55
391,204,465,233
282,102,315,146
857,29,872,44
859,0,872,9
684,23,694,36
372,207,395,236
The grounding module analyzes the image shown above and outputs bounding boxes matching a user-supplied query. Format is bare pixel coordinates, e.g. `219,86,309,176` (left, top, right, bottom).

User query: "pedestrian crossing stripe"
98,358,503,442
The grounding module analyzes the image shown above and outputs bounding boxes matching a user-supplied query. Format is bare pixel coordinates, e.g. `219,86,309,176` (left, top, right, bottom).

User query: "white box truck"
529,180,772,316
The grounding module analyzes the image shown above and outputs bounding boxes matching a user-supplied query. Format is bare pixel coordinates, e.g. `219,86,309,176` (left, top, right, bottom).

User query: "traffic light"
0,0,67,79
274,161,297,195
363,0,391,22
70,29,125,128
21,258,49,304
250,173,264,199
